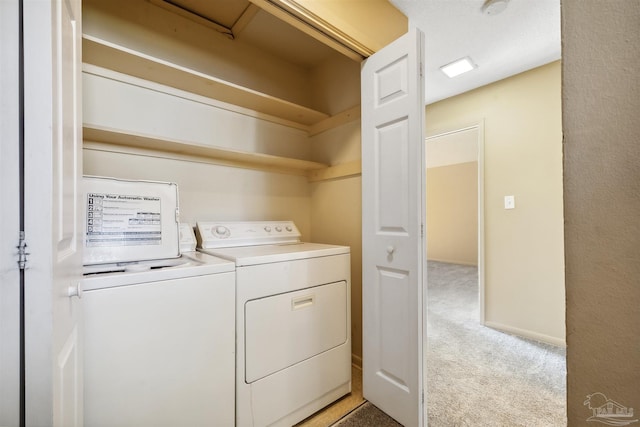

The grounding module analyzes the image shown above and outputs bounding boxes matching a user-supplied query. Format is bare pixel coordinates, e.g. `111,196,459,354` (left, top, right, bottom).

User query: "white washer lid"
81,252,235,291
199,242,349,267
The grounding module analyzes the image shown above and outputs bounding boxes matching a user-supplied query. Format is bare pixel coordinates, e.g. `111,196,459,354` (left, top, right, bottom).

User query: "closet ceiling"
166,0,251,28
153,0,338,68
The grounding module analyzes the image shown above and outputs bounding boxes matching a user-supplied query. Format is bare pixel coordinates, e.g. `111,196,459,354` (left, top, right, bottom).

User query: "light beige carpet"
426,261,567,426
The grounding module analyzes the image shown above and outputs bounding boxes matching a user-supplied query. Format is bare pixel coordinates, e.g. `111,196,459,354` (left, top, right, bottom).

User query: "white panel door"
23,0,83,425
361,29,425,427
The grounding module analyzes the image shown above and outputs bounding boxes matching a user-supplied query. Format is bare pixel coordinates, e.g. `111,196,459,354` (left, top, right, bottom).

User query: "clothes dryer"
196,220,351,427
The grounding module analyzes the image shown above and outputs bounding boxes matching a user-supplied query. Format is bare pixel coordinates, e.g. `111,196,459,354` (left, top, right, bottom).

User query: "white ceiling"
389,0,561,104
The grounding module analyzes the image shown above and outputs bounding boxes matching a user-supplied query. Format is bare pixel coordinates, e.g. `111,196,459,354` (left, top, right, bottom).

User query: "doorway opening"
424,123,566,426
425,123,485,321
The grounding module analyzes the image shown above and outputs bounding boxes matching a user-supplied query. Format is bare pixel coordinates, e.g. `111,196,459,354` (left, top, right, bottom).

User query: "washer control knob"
286,226,293,232
275,226,282,232
213,225,230,238
264,226,272,232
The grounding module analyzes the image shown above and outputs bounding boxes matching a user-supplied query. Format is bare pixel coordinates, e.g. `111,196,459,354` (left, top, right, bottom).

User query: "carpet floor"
426,261,566,426
334,261,567,427
333,402,401,427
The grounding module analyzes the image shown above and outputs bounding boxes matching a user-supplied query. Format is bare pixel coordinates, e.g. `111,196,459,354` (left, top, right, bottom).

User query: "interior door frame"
425,120,485,323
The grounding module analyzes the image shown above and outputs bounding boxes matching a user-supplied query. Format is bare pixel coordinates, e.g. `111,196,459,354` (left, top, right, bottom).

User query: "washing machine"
81,177,236,427
196,221,351,427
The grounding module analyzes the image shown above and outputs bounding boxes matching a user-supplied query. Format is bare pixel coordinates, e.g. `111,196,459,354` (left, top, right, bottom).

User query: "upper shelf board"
82,35,330,127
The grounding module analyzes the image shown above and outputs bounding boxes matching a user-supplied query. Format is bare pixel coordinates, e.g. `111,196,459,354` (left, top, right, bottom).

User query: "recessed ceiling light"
440,57,476,78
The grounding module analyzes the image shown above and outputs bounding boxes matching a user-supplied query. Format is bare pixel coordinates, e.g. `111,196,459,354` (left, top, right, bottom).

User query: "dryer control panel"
196,221,301,249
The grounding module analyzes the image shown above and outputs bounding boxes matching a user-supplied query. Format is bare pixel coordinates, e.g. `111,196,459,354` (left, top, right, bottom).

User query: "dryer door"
244,280,348,383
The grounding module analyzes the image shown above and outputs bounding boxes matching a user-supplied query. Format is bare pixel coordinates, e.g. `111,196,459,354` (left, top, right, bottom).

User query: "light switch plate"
504,195,515,209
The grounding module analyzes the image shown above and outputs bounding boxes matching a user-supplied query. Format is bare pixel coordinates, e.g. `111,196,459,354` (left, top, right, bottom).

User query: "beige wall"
562,1,640,424
309,120,363,363
83,149,312,239
309,176,362,364
426,61,565,345
427,161,478,266
310,54,362,116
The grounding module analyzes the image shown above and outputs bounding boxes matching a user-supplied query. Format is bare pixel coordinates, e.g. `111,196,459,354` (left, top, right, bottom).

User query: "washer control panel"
196,221,301,249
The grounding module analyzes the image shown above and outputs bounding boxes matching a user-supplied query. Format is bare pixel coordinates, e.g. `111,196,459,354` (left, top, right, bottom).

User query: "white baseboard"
351,354,362,369
483,321,566,348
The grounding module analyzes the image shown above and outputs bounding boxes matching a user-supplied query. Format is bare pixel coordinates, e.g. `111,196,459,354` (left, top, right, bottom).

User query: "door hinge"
420,62,423,78
421,223,424,237
17,231,30,270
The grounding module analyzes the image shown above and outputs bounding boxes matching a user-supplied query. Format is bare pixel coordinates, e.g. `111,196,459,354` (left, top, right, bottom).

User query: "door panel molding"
361,29,425,427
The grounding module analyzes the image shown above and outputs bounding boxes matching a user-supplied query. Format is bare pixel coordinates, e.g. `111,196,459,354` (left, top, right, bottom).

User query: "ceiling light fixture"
482,0,510,16
440,57,476,78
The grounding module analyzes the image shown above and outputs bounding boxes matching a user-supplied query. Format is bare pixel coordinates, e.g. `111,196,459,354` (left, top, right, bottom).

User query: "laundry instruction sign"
86,193,162,247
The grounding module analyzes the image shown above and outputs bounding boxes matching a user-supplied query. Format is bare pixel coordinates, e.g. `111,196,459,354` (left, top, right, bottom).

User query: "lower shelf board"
83,125,362,181
83,124,328,176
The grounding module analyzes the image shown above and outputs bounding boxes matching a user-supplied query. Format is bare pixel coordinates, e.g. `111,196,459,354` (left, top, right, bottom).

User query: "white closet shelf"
82,35,330,127
83,124,329,173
